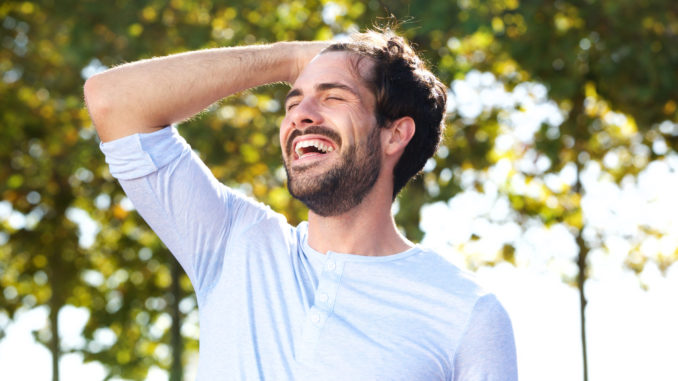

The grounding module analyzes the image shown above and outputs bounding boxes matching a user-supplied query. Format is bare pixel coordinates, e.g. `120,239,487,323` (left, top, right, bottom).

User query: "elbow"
84,73,117,140
84,69,164,142
84,74,110,125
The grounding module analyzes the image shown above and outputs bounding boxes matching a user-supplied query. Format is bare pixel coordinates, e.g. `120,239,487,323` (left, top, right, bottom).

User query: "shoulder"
227,189,296,240
386,247,501,333
406,248,491,301
406,250,517,379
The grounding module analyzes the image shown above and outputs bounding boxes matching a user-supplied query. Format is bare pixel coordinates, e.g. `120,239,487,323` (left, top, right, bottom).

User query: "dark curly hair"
322,28,447,199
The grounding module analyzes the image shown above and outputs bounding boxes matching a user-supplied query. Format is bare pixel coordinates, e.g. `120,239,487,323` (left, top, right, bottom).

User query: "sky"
2,70,678,380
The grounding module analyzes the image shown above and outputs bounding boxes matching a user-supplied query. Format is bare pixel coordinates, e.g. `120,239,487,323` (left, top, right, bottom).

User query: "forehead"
292,51,373,90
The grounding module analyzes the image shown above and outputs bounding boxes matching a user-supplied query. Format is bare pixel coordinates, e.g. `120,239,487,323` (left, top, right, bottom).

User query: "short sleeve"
452,293,518,381
100,126,187,180
99,126,277,296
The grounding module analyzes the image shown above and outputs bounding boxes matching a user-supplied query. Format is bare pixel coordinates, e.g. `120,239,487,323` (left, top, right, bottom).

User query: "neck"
306,179,413,256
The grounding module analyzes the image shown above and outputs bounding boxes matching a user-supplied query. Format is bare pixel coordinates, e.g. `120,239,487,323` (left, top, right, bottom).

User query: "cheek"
279,118,292,149
348,112,377,141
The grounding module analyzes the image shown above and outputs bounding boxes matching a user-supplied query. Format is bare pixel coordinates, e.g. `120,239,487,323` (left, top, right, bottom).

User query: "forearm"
84,41,326,142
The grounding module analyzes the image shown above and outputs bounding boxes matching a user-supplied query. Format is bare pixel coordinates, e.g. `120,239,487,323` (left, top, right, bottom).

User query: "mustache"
285,126,342,156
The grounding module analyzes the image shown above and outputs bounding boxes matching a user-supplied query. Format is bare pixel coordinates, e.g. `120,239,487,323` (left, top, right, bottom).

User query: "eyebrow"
285,82,359,105
316,82,359,96
285,88,303,104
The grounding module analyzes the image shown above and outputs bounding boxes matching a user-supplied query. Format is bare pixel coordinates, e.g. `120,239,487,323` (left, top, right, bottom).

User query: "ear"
382,116,415,157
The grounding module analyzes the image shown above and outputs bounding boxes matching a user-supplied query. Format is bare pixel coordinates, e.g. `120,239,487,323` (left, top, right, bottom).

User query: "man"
85,28,517,380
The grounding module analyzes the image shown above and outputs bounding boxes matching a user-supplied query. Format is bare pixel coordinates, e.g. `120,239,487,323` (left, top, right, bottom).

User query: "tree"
375,1,678,380
2,0,676,380
475,3,678,379
1,0,373,379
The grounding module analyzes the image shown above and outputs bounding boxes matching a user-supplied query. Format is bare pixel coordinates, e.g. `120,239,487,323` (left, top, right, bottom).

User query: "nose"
289,97,324,129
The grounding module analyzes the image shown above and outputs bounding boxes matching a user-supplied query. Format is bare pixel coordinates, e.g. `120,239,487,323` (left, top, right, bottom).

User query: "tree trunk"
574,157,589,381
169,259,184,381
575,223,589,381
568,86,591,381
48,229,65,381
49,296,61,381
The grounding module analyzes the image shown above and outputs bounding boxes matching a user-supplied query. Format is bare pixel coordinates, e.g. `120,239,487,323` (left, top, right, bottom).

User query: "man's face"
280,51,382,216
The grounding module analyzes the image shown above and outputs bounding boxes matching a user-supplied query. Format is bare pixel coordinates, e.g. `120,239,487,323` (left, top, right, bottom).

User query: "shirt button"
311,312,320,323
326,261,336,271
318,293,329,303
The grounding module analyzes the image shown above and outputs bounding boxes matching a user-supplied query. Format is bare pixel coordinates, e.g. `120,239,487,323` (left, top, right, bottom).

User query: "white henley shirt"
100,126,518,381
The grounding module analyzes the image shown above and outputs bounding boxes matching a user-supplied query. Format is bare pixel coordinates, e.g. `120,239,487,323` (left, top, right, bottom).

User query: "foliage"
1,0,677,380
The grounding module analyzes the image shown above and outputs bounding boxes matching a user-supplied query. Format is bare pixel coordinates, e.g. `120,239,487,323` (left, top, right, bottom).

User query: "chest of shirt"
197,231,471,380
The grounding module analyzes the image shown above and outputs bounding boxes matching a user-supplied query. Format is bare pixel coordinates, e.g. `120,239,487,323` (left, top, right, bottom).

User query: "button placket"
318,292,329,303
296,254,345,363
308,306,327,326
318,254,344,310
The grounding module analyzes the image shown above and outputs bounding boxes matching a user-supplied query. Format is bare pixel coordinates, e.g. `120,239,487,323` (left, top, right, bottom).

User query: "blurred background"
1,0,678,380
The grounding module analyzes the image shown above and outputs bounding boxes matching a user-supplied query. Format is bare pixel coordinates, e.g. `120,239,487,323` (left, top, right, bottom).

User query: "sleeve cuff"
99,126,189,180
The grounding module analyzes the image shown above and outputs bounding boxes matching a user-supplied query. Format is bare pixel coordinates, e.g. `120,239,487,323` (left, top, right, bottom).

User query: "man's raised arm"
84,41,328,142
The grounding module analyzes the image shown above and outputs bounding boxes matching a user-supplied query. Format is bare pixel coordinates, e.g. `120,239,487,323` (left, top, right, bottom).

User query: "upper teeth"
295,139,334,157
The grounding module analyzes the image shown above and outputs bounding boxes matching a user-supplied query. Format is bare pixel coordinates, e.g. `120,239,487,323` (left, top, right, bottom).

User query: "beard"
284,125,382,217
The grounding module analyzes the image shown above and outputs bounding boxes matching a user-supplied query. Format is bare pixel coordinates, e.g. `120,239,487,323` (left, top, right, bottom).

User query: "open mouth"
293,138,336,160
